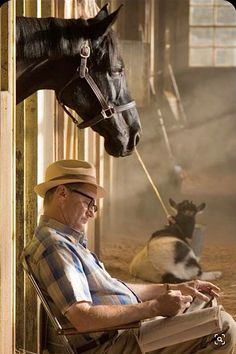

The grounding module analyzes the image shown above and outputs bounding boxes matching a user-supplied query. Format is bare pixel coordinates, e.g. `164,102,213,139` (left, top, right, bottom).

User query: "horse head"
16,5,141,157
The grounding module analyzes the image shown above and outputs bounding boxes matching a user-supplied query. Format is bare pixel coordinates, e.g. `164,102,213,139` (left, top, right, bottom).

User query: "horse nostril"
134,132,140,146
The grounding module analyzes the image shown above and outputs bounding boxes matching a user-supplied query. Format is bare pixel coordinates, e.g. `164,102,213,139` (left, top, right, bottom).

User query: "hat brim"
34,179,105,198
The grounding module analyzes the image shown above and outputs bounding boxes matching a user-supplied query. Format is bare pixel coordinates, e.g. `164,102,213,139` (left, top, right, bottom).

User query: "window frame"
189,0,236,67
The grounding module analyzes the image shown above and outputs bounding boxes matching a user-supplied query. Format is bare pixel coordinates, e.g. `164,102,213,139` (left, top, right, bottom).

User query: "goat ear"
169,198,177,210
197,203,206,213
88,5,123,38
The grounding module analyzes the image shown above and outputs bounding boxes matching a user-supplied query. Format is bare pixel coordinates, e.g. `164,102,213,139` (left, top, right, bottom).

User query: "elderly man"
23,159,236,354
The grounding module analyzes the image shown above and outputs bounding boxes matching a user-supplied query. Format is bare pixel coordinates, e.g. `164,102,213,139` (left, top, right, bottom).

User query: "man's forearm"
66,299,159,332
126,283,167,301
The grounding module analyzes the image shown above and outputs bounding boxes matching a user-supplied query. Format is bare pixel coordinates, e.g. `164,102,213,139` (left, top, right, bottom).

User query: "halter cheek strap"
57,41,136,129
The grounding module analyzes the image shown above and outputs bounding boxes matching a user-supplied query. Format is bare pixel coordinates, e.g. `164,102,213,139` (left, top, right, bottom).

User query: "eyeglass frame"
69,188,98,213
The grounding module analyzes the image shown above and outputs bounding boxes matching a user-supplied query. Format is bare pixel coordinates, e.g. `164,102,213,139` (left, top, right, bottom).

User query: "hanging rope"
135,148,171,219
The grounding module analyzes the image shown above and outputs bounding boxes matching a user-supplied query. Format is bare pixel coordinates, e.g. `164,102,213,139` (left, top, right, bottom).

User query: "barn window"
189,0,236,67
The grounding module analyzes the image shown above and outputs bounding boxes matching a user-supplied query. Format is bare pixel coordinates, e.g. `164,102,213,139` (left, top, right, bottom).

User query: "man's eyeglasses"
71,189,98,213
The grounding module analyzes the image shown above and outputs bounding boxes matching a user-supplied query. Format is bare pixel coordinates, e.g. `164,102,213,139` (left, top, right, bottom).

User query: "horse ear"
88,4,109,24
94,3,109,20
169,198,177,210
196,202,206,213
89,5,123,38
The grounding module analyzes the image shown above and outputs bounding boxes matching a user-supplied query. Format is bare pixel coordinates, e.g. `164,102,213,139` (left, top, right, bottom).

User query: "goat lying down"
129,199,222,283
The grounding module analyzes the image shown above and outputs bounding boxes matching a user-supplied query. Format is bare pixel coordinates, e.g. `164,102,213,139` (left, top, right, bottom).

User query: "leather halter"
57,41,136,129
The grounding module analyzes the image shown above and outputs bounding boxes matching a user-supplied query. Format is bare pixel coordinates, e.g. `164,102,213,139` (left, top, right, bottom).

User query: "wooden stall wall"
14,1,106,352
0,1,15,353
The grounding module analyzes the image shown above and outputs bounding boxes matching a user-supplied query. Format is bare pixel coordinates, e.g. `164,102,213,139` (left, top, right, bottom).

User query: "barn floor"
100,166,236,322
101,241,236,321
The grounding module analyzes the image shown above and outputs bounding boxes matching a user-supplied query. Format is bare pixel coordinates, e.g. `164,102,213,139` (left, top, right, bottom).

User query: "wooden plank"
16,0,24,16
120,40,150,107
22,3,38,353
24,0,37,16
41,0,53,17
24,94,38,353
0,2,8,90
15,102,25,351
0,91,14,354
0,2,16,352
54,104,65,160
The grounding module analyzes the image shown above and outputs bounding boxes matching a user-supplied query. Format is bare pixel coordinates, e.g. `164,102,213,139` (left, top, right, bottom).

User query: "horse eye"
110,67,124,77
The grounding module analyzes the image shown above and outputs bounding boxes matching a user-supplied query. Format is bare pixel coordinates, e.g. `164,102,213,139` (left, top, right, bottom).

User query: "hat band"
49,174,97,185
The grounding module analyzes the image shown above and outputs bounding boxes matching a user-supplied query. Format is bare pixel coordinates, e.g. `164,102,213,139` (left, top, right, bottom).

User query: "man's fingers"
182,295,193,303
195,291,211,302
209,289,220,298
195,280,221,292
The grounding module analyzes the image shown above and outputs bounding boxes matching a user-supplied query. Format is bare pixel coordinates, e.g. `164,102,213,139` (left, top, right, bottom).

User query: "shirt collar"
38,215,87,247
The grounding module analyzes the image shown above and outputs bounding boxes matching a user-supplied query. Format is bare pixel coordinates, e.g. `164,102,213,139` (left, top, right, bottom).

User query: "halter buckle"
80,43,90,58
101,107,115,119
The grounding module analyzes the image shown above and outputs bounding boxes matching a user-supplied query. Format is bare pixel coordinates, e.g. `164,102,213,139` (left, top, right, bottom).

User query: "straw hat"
34,160,105,198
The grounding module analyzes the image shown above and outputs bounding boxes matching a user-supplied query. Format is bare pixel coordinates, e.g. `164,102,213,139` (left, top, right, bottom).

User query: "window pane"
215,28,236,45
215,0,233,6
189,48,213,66
190,7,214,25
190,0,213,4
215,48,236,65
189,0,236,67
216,6,236,25
190,28,214,45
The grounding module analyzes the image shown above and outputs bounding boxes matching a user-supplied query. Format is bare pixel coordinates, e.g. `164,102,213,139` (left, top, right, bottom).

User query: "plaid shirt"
23,215,139,318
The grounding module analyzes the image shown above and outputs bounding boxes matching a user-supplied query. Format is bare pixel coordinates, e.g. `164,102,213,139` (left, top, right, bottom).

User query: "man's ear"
55,185,68,199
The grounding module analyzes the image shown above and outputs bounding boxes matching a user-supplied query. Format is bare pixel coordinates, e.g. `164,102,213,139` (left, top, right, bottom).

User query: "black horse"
16,5,141,157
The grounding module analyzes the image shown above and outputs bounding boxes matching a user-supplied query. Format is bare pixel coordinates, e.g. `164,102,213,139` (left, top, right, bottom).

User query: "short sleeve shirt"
23,215,140,317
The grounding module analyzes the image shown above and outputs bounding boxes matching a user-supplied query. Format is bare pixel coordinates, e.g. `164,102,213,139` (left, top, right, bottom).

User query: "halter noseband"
57,41,136,129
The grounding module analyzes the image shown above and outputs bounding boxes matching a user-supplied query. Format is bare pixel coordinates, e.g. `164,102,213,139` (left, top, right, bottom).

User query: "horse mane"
16,16,119,67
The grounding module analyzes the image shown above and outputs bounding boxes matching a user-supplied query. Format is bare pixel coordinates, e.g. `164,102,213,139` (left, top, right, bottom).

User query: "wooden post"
0,0,15,353
24,94,38,352
15,1,38,352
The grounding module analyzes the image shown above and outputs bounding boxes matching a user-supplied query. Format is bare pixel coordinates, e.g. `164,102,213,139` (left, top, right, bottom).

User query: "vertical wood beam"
0,0,15,352
21,2,38,352
15,102,25,351
41,0,53,17
0,92,14,354
0,2,8,90
15,1,24,353
24,94,38,353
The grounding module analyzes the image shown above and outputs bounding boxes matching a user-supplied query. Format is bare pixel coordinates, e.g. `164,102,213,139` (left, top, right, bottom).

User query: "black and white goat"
129,199,222,283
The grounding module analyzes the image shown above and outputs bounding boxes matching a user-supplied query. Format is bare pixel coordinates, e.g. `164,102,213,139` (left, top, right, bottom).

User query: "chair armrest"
57,321,141,335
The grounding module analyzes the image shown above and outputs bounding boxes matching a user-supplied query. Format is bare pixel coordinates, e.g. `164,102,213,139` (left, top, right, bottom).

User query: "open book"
141,300,223,352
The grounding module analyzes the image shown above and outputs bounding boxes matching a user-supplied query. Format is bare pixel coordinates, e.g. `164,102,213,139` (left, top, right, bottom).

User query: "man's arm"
126,283,167,301
127,280,220,302
171,280,220,300
65,291,193,333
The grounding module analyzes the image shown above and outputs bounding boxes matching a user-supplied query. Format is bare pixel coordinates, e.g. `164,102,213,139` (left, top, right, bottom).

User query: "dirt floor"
101,240,236,321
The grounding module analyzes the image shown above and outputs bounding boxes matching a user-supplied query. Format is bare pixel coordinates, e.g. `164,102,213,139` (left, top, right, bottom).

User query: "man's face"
60,184,97,232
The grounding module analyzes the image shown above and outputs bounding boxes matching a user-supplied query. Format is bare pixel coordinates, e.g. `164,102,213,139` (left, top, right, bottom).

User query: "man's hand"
154,290,193,317
171,280,220,302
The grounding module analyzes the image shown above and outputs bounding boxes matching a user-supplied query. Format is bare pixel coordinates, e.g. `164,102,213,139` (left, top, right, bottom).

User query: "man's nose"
86,208,95,217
